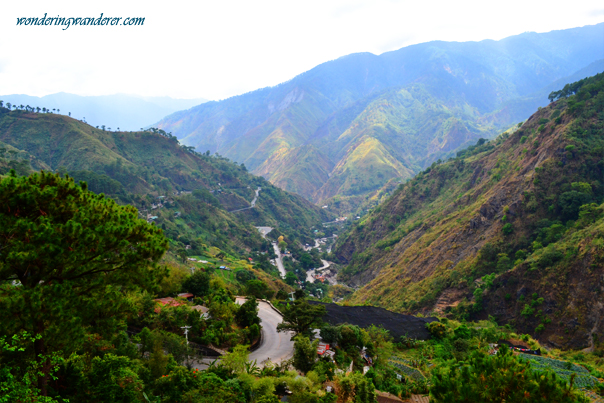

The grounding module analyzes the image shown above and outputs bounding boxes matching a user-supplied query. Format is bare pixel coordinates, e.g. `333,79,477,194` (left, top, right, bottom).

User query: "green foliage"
427,322,447,339
577,203,604,228
430,346,589,402
502,223,514,235
182,270,211,297
0,171,168,393
235,297,260,328
517,354,599,390
548,74,598,102
558,191,593,221
336,372,376,403
235,269,257,283
293,335,319,373
246,279,272,299
192,187,221,208
285,271,298,286
0,332,65,403
219,344,249,374
521,304,535,317
320,325,341,344
277,300,326,338
85,354,144,402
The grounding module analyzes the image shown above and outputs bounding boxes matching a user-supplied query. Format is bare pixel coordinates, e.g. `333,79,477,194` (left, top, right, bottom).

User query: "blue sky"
1,0,603,100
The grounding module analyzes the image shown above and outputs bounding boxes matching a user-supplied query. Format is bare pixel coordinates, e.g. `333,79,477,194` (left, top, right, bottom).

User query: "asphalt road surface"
236,297,294,365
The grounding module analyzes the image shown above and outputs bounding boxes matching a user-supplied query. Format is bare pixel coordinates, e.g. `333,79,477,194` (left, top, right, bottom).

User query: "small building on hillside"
153,297,186,313
178,293,194,301
192,305,210,319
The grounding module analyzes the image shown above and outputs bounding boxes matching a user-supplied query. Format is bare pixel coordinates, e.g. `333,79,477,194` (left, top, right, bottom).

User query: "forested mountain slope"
157,23,604,212
0,108,332,252
333,72,604,349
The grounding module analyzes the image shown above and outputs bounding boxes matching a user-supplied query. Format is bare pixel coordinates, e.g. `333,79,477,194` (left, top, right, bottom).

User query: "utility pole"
288,291,296,302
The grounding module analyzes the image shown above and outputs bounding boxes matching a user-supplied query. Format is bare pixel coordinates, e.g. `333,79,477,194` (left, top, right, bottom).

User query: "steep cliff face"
333,72,604,348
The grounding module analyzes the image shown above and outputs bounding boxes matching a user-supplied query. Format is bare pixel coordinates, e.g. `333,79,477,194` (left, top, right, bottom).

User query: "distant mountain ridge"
0,93,208,132
156,23,604,212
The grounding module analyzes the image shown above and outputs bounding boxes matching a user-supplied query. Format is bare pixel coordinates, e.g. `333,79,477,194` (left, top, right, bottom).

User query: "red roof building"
153,297,186,313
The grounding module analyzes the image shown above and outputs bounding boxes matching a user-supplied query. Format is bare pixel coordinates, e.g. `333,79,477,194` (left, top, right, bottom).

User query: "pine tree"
0,171,168,395
429,345,589,402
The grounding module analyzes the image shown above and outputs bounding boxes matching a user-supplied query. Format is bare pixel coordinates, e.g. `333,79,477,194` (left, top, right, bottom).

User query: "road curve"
229,187,261,213
306,259,331,283
236,297,294,365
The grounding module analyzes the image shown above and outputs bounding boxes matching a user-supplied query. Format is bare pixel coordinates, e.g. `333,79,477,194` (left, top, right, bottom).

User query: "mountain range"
0,93,207,132
332,71,604,349
155,23,604,214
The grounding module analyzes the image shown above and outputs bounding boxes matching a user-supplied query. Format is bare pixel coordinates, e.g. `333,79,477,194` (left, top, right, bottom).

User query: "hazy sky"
1,0,603,101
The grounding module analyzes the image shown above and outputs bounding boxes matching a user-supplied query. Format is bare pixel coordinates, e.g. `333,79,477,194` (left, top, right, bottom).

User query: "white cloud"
1,0,603,100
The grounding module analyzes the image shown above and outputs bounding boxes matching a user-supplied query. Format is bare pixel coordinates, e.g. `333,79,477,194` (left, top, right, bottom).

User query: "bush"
235,297,260,328
537,245,564,269
501,223,513,235
293,335,319,373
430,346,589,402
427,322,447,339
182,270,211,297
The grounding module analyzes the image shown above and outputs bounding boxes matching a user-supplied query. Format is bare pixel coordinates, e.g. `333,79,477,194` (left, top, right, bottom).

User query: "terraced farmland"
518,354,600,390
389,358,426,381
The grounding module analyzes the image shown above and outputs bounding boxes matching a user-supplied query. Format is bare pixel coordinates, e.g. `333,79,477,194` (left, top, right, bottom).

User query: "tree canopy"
0,171,168,394
430,345,589,402
277,299,325,339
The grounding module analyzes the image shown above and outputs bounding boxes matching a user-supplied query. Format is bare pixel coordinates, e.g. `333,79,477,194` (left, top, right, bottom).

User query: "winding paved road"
229,187,261,213
306,259,331,283
190,298,294,369
236,297,295,365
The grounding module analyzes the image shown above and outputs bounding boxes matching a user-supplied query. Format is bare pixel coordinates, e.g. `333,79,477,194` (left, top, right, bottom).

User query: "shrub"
427,322,447,339
521,304,535,317
430,346,589,402
502,223,513,235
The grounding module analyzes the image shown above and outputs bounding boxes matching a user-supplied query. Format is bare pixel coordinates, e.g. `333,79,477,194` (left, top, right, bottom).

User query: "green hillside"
156,24,604,214
333,72,604,349
0,108,333,252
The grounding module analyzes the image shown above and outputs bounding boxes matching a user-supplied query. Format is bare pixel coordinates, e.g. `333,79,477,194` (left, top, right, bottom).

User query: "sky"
1,0,603,101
